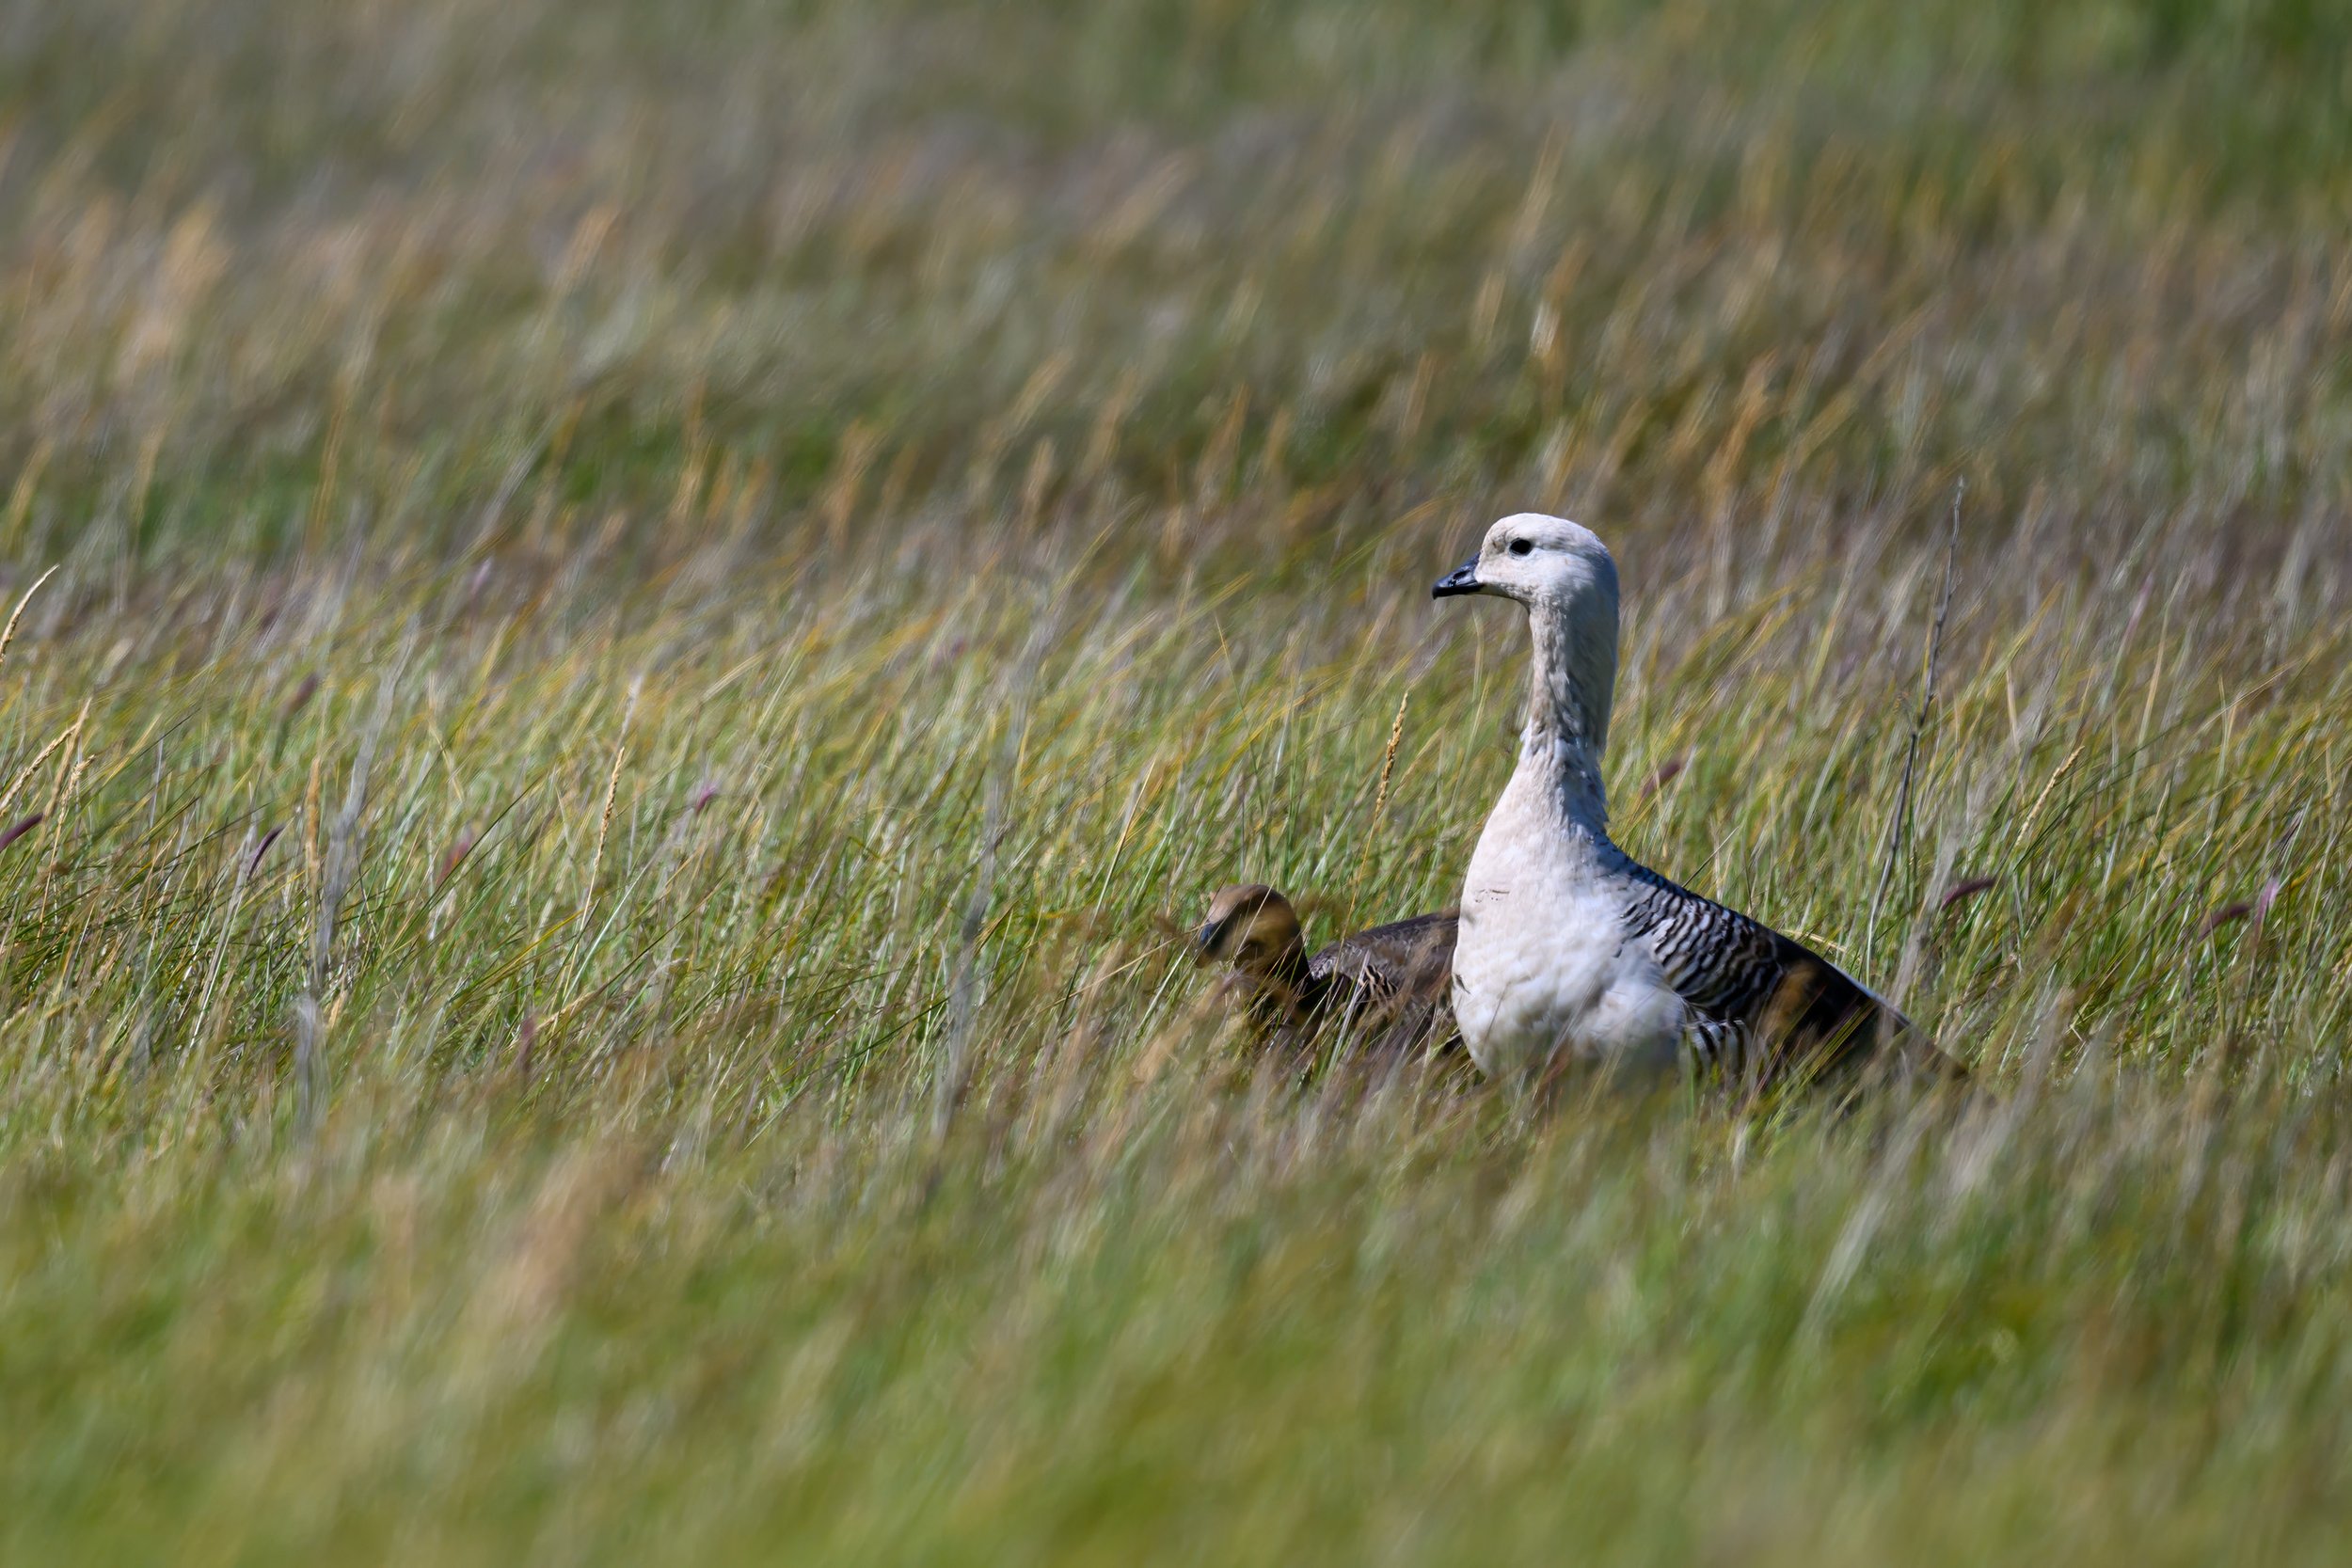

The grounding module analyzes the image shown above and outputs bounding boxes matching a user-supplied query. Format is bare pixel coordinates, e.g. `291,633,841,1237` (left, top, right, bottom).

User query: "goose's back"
1306,911,1460,1054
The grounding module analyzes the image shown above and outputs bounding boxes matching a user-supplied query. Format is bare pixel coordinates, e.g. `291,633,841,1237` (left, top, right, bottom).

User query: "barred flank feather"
1618,861,1940,1085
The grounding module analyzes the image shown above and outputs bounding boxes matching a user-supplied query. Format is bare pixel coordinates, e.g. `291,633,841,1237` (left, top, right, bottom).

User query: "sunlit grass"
1,1,2349,1561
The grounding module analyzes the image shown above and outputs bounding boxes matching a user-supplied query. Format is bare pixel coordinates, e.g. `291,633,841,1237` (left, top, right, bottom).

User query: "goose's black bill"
1431,557,1482,598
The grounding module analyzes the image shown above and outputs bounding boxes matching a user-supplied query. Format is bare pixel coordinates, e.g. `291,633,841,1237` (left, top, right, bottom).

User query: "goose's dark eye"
1507,537,1534,557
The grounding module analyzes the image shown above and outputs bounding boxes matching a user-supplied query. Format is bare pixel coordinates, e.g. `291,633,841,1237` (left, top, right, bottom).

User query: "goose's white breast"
1452,773,1683,1080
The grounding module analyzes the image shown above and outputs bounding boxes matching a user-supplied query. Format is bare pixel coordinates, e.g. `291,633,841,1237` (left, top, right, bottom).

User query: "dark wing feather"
1618,863,1943,1086
1305,911,1459,1055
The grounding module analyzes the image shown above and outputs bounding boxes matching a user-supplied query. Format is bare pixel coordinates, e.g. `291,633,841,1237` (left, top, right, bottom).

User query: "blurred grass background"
1,1,2349,1561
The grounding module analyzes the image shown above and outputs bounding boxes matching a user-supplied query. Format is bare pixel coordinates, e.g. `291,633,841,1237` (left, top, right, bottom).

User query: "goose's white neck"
1518,602,1613,835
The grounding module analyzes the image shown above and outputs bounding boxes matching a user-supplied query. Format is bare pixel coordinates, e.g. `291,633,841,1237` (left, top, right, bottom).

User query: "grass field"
2,0,2350,1560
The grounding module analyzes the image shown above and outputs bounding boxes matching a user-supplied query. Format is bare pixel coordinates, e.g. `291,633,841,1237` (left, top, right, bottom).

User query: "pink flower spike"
2200,901,2253,938
280,672,320,722
1939,875,1996,912
248,825,284,878
438,828,478,887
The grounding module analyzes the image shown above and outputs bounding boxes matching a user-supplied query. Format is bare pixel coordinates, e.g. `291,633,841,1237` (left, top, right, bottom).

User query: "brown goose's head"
1195,883,1308,984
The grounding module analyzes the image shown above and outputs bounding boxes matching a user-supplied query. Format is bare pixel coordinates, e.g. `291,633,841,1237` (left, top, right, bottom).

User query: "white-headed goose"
1430,513,1963,1092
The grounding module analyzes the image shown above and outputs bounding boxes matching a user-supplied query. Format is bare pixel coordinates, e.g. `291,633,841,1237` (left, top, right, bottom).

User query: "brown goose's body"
1196,884,1459,1058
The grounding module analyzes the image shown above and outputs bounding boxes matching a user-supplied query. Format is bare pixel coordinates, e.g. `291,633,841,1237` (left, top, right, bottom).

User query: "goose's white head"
1431,513,1618,618
1432,512,1621,760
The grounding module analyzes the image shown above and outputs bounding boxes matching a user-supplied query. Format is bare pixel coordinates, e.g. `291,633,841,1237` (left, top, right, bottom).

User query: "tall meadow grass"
1,1,2348,1560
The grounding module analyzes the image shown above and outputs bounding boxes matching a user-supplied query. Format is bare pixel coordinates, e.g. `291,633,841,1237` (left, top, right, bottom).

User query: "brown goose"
1194,883,1458,1057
